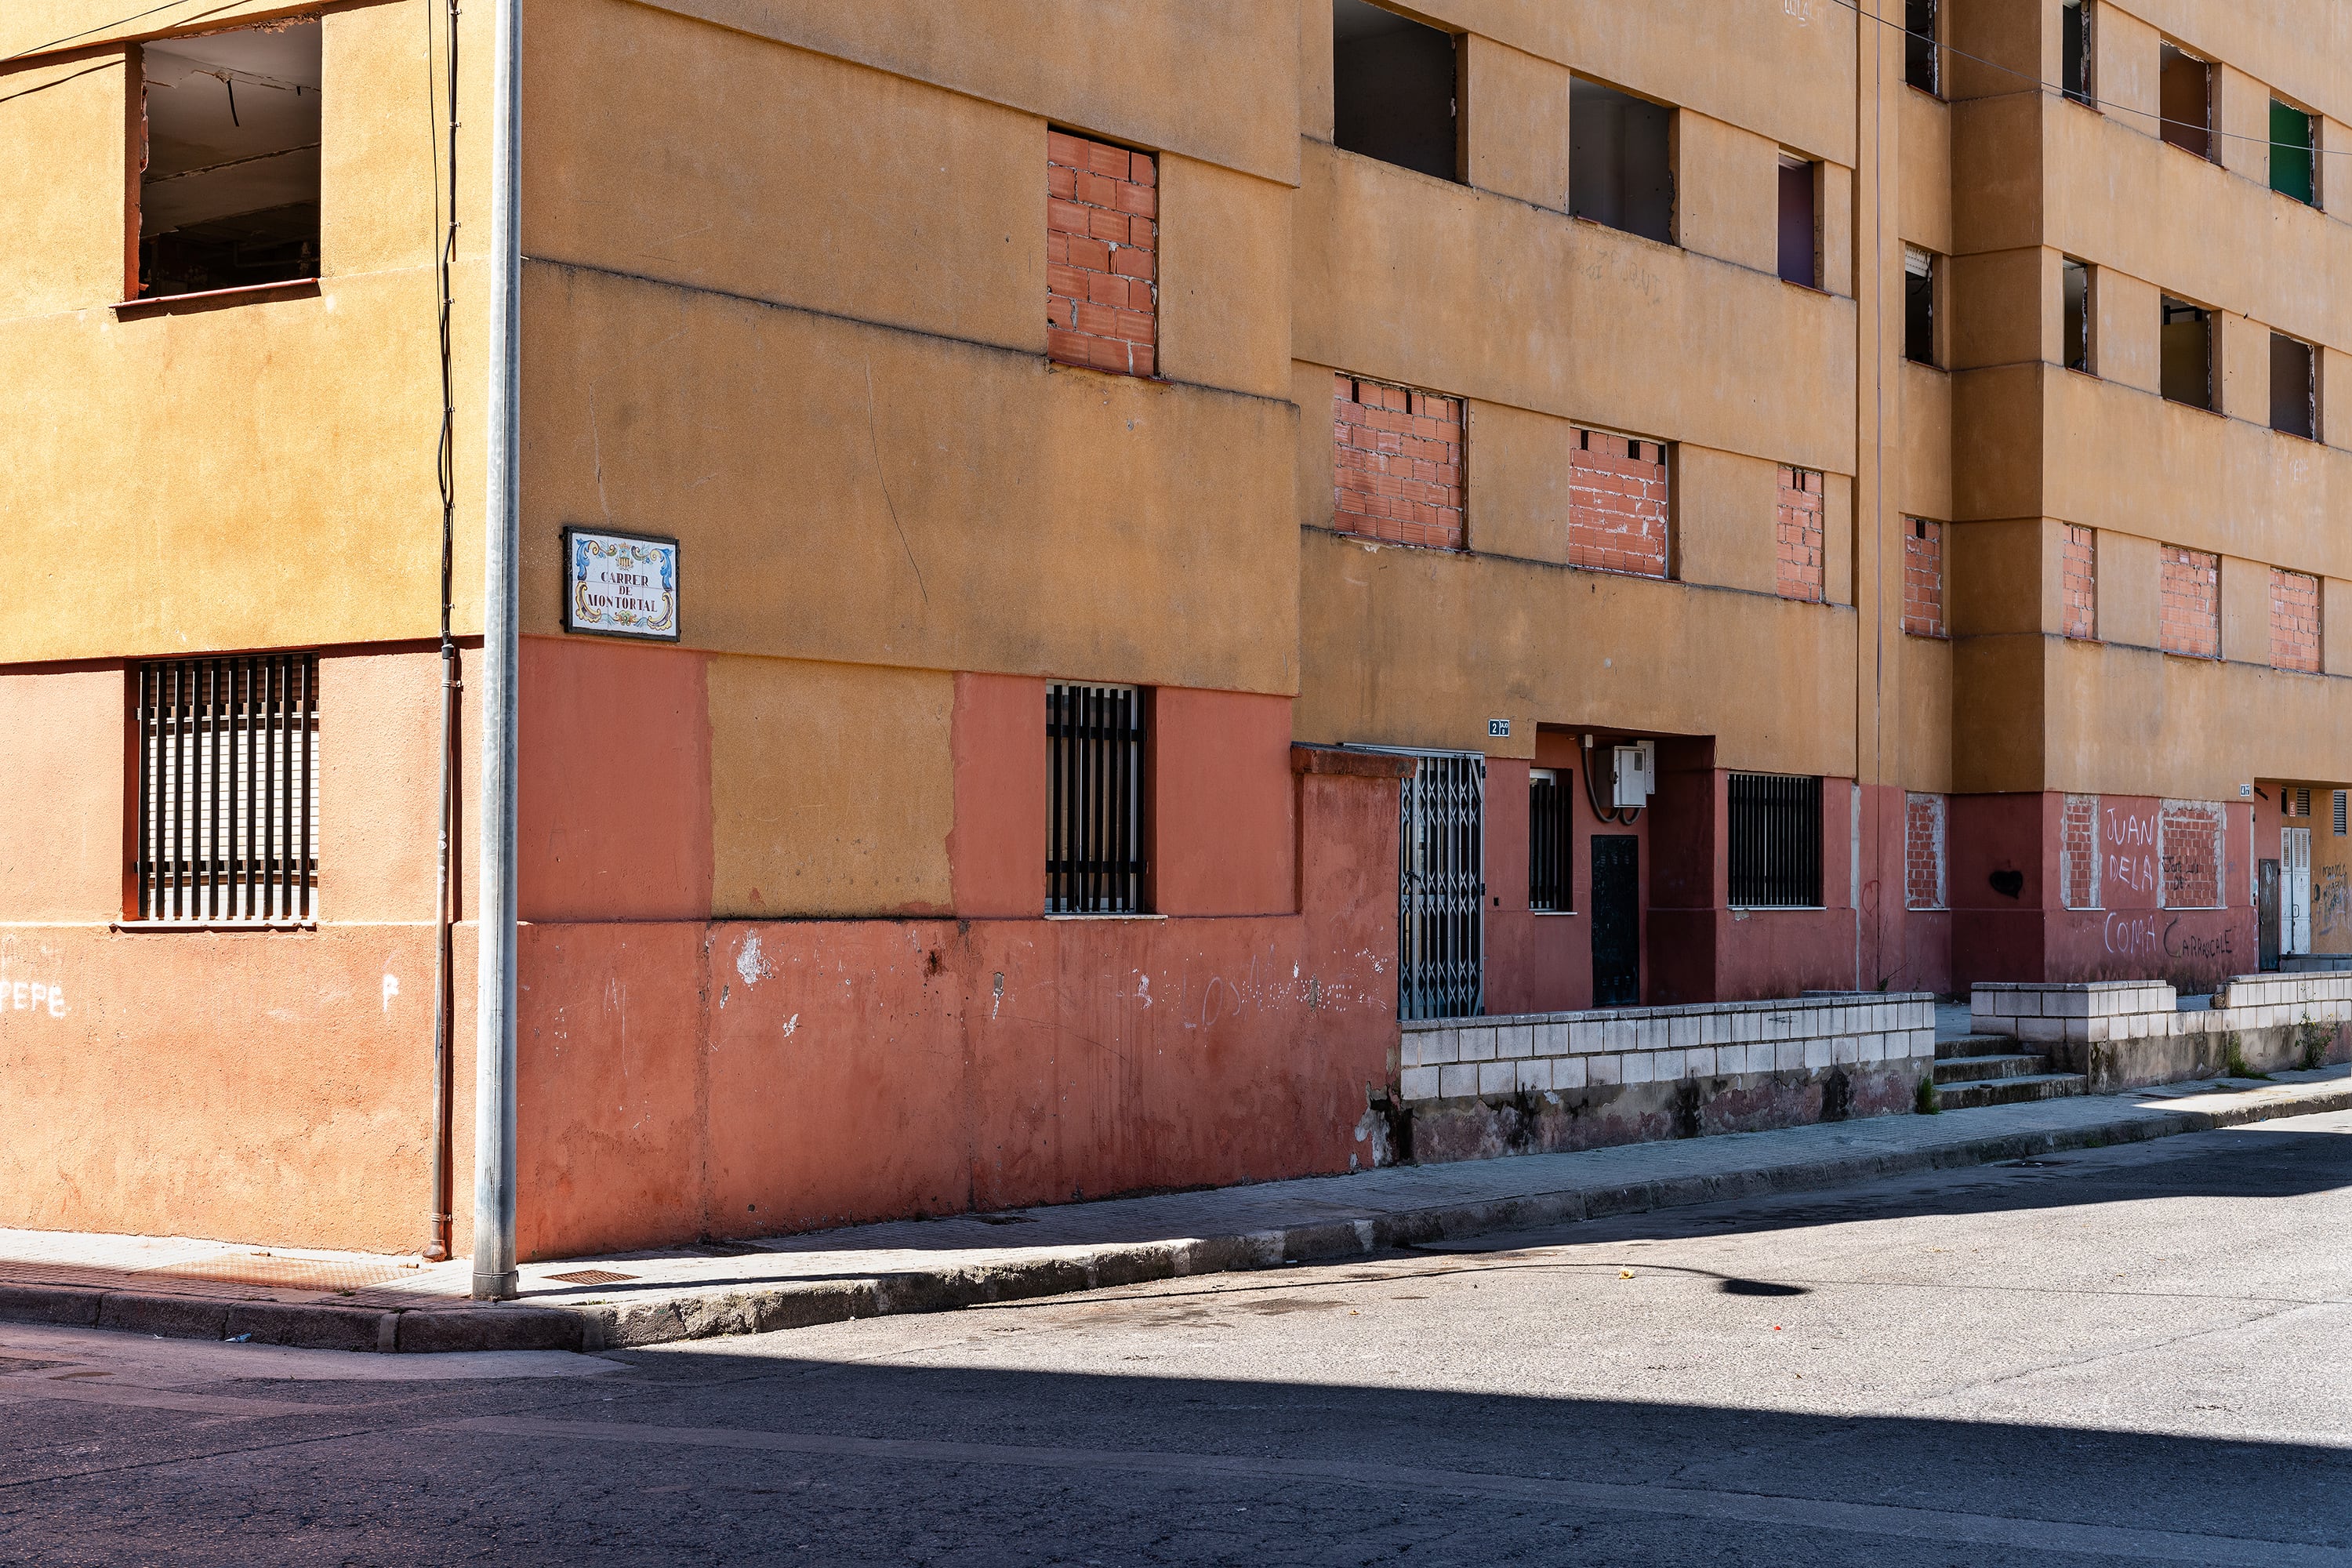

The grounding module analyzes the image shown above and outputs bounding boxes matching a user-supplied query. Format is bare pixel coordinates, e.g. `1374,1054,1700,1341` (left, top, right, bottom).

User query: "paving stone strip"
2,1067,2344,1355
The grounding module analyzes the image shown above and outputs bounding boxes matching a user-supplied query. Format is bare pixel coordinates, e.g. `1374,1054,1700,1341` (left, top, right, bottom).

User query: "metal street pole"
472,0,523,1302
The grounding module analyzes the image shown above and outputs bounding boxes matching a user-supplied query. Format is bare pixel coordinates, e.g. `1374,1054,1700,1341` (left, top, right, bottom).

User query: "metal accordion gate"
1397,750,1486,1021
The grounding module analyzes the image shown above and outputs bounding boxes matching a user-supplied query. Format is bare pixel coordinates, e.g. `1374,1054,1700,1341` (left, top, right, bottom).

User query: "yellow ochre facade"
2,0,2347,1256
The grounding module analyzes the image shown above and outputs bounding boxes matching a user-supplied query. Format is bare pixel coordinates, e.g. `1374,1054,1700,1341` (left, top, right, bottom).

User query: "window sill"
111,920,317,934
1044,913,1166,922
114,278,321,319
1530,909,1580,917
1728,906,1828,913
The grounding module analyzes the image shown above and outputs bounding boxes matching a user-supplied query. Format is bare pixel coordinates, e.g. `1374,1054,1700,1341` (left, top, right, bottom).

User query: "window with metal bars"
1046,683,1145,914
1727,772,1823,909
1529,768,1573,912
134,655,319,924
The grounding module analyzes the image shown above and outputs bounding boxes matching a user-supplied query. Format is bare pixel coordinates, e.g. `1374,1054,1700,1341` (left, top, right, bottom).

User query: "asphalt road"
4,1111,2351,1566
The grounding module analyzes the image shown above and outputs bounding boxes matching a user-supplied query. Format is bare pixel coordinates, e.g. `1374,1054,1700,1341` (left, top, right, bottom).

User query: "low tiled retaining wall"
1396,995,1937,1163
1971,976,2352,1091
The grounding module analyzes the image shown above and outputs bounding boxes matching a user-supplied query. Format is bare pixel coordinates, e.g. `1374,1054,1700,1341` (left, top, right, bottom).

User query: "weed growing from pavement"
1915,1076,1940,1115
2295,1017,2334,1072
2223,1032,2269,1081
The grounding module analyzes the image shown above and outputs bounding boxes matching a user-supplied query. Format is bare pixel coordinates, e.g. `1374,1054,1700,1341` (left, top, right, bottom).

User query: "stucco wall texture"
7,0,2352,1253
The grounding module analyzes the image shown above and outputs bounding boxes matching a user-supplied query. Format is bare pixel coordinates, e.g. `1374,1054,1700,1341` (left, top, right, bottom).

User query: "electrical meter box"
1612,742,1656,808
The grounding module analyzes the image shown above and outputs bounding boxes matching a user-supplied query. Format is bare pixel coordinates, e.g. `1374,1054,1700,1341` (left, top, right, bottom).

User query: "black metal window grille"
1400,752,1484,1020
1727,771,1822,909
136,655,319,924
1529,768,1572,913
1047,682,1145,914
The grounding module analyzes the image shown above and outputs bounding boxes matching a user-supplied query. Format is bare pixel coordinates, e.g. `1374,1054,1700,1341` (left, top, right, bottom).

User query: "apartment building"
1,0,2344,1258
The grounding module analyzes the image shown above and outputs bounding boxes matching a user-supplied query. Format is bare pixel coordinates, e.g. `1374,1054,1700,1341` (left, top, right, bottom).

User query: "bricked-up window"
1333,375,1465,550
1529,768,1572,913
2271,334,2317,439
2159,44,2212,161
2063,258,2093,374
2271,568,2321,673
1047,132,1157,378
2060,524,2097,640
2160,799,2225,910
135,655,319,924
1728,773,1823,909
2270,100,2317,205
2161,297,2212,409
1904,793,1946,910
138,20,322,299
1568,430,1668,576
2159,545,2221,659
1570,78,1673,244
1777,156,1818,287
2062,793,2101,909
1903,519,1945,637
1904,0,1939,95
1332,0,1457,181
1046,683,1145,915
1775,466,1826,602
2062,0,2093,106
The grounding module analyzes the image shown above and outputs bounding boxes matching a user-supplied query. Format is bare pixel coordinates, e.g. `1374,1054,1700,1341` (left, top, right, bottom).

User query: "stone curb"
3,1079,2344,1356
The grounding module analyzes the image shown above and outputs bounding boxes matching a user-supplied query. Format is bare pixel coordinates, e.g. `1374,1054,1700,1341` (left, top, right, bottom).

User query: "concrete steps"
1933,1036,2089,1109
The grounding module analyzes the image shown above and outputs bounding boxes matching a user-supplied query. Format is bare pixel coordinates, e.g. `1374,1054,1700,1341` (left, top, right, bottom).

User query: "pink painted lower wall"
510,766,1399,1260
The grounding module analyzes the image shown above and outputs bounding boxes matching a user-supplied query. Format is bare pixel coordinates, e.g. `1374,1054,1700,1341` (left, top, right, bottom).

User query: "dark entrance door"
2259,858,2281,972
1592,834,1640,1007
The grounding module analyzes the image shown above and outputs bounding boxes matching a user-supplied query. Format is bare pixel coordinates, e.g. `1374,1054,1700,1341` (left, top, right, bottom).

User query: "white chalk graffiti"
0,938,67,1020
2103,805,2159,896
2103,911,2162,959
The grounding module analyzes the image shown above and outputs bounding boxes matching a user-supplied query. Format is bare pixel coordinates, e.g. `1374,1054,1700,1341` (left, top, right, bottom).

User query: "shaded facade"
2,0,2347,1256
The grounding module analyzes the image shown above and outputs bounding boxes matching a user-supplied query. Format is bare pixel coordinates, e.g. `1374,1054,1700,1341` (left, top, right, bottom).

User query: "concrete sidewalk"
5,1065,2347,1355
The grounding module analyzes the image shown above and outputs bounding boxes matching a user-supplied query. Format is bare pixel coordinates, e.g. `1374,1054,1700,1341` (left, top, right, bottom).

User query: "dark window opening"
2158,43,2212,161
2271,334,2317,440
2062,257,2092,373
1047,683,1146,915
1777,157,1818,286
1331,0,1457,181
134,654,319,924
1529,768,1573,913
2272,100,2318,206
1904,247,1936,365
1904,0,1938,95
137,19,322,300
2061,0,2093,106
1728,773,1824,909
2161,296,2212,409
1570,78,1674,244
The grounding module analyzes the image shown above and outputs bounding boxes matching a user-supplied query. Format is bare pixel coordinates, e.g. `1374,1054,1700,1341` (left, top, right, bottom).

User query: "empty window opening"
1046,683,1146,915
137,20,321,300
1903,519,1945,637
1331,0,1457,181
2061,1,2093,105
1570,78,1673,244
2158,43,2212,161
1904,0,1938,95
2160,296,2212,410
2272,100,2318,206
1904,247,1936,365
134,655,319,924
1529,768,1573,913
1567,429,1669,578
2062,257,2093,373
1729,773,1824,909
1777,156,1818,287
2271,333,2317,440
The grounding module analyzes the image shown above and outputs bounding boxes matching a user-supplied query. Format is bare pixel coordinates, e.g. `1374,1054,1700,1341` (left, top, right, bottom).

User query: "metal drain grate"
145,1254,415,1292
546,1269,638,1287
